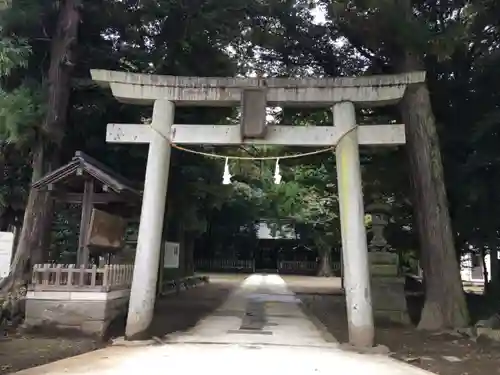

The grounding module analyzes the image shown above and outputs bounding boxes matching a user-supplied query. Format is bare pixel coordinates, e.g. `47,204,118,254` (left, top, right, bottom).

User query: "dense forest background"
1,0,500,330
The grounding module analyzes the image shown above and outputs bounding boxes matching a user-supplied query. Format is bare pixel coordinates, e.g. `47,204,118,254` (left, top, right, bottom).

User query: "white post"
125,99,174,340
334,101,374,347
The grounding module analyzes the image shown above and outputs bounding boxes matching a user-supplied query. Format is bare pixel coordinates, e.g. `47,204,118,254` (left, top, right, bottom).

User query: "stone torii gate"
91,70,425,347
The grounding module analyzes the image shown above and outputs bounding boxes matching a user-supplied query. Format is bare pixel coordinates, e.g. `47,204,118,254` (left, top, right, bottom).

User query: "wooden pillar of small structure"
77,178,94,267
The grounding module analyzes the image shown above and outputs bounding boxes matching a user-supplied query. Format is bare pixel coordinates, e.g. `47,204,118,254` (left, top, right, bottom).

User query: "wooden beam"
106,123,406,146
54,192,130,204
77,179,94,267
107,123,151,143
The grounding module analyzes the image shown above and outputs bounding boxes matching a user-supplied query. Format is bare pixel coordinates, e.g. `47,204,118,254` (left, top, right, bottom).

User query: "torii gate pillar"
334,102,373,347
125,100,174,340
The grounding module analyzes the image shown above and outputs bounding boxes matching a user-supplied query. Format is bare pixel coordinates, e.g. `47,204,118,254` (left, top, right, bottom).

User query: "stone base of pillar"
369,252,411,325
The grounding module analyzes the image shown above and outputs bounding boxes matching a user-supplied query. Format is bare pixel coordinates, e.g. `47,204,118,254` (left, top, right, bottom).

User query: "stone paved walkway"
13,274,435,375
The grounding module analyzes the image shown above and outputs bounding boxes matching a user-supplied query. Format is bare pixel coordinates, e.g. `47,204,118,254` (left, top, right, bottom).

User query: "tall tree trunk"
0,143,51,290
0,0,80,293
485,180,500,295
176,221,186,278
489,246,500,294
184,232,195,276
483,237,499,296
480,248,489,292
41,0,80,144
317,245,333,277
398,52,469,330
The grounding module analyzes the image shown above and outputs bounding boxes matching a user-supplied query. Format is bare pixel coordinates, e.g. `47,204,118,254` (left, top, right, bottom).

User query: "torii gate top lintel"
90,69,426,107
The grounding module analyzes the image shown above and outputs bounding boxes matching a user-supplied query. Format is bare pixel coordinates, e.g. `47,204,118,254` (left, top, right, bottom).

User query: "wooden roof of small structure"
32,151,143,197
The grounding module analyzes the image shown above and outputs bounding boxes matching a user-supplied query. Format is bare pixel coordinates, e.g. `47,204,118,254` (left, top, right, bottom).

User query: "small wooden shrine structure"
24,152,143,336
32,151,142,266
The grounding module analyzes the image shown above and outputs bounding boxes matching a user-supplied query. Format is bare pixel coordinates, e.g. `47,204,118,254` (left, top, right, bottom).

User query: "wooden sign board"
0,231,14,278
86,209,126,250
164,242,180,268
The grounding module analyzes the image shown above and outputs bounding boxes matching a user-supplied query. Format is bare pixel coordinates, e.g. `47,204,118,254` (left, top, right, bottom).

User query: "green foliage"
0,35,42,145
49,203,80,262
262,158,341,253
0,84,43,143
0,37,30,77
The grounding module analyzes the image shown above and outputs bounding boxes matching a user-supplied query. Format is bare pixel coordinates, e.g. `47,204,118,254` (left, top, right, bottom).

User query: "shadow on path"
0,275,244,374
147,276,243,338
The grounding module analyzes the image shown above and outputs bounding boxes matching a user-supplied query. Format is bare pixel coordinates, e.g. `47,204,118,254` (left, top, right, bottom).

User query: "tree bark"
0,143,51,290
398,53,469,330
184,232,195,276
480,248,489,293
42,0,80,144
489,246,500,294
485,181,500,295
0,0,80,293
176,221,186,278
317,246,333,277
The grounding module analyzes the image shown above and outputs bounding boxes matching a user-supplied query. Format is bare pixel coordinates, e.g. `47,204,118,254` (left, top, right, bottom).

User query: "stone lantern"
365,201,410,325
365,202,392,252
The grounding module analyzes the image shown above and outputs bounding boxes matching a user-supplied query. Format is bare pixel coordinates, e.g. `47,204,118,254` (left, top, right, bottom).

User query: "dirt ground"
1,274,499,375
289,279,500,375
0,335,102,374
0,276,241,374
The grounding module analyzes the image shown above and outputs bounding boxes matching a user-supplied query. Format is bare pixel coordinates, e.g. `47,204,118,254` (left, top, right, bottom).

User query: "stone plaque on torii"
91,69,425,346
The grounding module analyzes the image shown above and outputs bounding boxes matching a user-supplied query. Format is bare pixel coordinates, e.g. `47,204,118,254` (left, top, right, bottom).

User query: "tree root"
0,280,28,334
